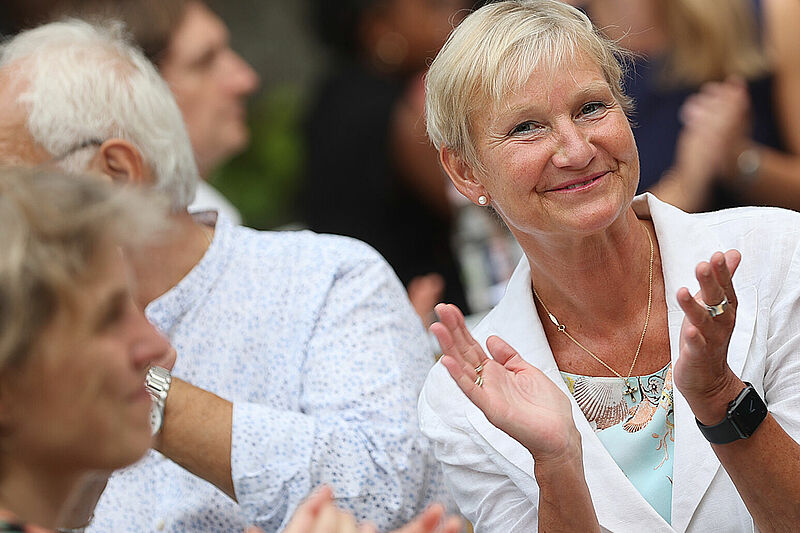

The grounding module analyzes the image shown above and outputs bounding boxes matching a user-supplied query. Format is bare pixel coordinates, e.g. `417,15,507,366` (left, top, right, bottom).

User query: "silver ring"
474,364,483,374
474,375,484,387
704,295,729,317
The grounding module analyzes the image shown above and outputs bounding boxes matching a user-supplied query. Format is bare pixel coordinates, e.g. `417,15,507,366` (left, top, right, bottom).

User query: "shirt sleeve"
762,237,800,440
418,362,541,532
230,244,443,532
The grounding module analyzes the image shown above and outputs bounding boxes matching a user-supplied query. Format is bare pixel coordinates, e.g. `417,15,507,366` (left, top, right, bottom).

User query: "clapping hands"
247,486,461,533
432,304,580,463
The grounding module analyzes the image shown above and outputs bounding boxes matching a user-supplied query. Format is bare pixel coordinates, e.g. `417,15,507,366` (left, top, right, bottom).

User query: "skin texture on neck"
0,463,78,529
523,210,656,326
124,210,214,309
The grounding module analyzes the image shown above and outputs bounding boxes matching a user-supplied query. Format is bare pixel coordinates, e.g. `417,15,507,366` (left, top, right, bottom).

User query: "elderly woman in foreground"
0,168,171,531
418,1,800,531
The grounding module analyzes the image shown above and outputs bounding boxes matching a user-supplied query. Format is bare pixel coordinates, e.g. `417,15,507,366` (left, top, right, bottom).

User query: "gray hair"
0,166,168,372
425,0,633,171
0,19,199,211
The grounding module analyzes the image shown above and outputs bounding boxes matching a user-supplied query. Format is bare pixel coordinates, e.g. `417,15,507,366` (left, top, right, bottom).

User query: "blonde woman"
418,1,800,530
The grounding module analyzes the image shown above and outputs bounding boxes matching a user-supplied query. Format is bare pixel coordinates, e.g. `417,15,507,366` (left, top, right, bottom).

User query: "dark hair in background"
0,0,192,65
308,0,385,58
308,0,491,59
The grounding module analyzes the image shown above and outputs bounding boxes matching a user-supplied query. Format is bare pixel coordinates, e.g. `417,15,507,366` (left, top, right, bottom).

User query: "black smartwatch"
696,382,768,444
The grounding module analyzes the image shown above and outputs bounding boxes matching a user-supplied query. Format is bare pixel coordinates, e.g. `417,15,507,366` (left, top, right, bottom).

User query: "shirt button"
156,518,165,531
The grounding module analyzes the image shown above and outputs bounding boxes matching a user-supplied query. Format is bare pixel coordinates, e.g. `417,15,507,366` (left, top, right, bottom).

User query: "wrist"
531,430,584,473
687,374,746,426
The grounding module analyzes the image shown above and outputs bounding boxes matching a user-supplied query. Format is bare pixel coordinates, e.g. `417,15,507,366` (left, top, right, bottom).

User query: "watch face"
730,387,768,438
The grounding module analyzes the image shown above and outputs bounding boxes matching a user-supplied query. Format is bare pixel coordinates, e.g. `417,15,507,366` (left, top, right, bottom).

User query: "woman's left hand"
674,249,745,424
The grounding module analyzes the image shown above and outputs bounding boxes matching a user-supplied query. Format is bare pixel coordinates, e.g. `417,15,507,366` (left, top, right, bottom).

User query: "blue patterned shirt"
90,215,445,533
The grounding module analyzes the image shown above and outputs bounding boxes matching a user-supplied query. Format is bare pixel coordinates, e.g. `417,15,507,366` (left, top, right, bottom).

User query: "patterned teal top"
560,363,674,523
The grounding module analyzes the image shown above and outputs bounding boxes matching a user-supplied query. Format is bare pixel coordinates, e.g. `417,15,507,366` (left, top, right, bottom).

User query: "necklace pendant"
623,381,638,398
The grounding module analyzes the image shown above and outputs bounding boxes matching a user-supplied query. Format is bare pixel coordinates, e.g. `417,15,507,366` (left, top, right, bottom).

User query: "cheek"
602,119,638,164
492,148,549,195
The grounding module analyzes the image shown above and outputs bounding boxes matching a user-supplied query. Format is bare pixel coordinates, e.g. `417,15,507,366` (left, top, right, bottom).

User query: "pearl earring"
478,195,488,206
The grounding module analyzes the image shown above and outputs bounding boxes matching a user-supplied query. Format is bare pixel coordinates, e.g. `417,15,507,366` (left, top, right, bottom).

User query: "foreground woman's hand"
675,249,744,424
432,303,601,531
245,485,461,533
432,304,579,462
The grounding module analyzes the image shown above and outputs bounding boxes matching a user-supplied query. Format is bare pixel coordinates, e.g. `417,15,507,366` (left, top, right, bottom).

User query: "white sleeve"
762,237,800,441
418,363,541,532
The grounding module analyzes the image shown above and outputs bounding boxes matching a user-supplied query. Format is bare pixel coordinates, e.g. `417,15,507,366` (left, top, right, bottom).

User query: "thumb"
486,335,527,371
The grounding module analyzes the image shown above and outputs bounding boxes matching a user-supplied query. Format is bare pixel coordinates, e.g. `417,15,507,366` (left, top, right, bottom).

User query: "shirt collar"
145,213,235,335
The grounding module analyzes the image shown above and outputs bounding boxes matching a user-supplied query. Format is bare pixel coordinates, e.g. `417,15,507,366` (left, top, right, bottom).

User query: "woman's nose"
551,121,595,169
130,307,173,370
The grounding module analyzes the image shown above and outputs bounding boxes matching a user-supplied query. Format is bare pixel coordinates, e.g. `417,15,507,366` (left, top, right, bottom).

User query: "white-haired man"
0,20,444,533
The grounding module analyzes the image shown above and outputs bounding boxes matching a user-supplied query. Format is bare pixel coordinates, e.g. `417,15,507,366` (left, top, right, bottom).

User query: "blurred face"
1,245,169,472
160,2,260,176
464,53,639,243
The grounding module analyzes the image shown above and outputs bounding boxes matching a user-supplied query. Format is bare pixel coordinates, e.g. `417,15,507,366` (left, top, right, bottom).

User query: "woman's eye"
510,121,540,135
579,102,608,116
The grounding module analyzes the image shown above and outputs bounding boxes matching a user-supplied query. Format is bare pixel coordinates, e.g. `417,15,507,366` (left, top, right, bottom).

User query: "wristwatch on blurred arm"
736,147,761,186
696,382,768,444
145,366,172,436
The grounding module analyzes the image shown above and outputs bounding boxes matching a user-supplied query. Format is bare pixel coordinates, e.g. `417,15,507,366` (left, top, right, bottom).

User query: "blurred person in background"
301,0,473,325
0,168,172,532
569,0,800,212
0,19,445,533
22,0,261,223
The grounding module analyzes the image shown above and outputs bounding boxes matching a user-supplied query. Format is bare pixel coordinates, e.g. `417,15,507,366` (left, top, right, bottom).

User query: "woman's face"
463,52,640,243
1,245,169,473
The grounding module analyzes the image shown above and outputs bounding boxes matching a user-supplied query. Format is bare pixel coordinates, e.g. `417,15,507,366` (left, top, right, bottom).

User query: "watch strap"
145,366,171,435
696,382,767,444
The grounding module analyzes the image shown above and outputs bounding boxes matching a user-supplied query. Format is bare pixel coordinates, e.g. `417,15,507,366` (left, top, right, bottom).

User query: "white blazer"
419,194,800,532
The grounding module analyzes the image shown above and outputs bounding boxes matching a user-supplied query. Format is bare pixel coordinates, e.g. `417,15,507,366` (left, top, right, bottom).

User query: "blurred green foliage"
210,83,306,230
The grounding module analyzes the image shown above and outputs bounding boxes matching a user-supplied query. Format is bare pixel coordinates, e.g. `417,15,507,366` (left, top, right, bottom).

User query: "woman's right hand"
432,303,580,463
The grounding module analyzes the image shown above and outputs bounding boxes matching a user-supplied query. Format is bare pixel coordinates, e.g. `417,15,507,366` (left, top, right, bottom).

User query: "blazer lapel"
647,196,757,532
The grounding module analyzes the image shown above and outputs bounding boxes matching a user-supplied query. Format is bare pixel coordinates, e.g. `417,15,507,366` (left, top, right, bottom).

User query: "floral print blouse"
561,362,675,523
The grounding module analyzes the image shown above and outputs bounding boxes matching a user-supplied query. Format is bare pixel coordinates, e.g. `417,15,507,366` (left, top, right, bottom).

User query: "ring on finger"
474,375,484,387
704,295,729,317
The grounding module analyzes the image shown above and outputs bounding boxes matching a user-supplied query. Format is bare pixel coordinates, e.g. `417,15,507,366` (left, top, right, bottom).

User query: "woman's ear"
87,139,153,187
439,147,490,206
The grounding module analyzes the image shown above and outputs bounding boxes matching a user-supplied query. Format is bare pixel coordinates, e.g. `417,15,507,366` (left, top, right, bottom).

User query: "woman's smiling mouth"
550,172,607,192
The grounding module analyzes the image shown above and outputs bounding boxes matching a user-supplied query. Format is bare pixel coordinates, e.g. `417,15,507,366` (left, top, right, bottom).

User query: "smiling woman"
419,1,800,531
0,168,171,531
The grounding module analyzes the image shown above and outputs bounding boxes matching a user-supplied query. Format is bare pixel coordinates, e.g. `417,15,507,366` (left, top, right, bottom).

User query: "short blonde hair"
426,0,632,170
0,167,168,372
